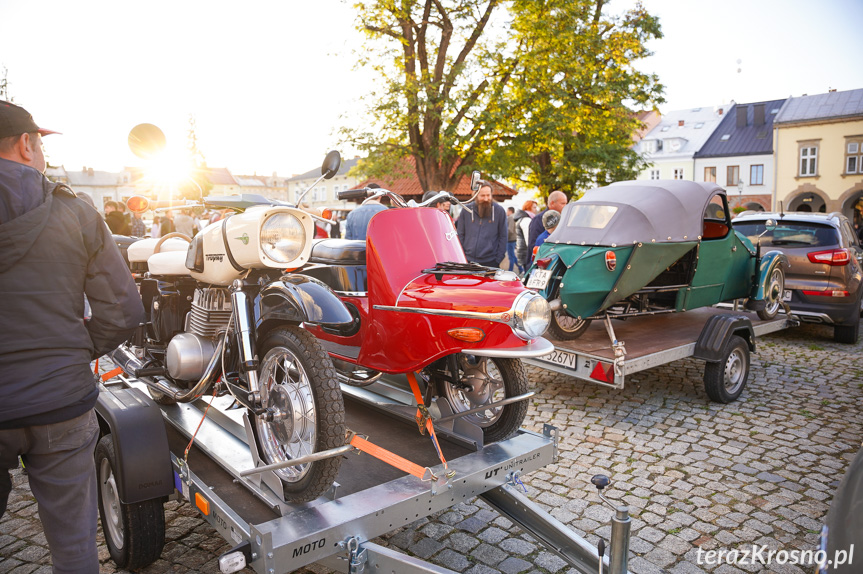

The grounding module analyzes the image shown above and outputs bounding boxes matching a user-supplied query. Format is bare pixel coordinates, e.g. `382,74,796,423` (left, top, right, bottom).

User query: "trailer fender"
254,275,353,335
693,314,755,362
95,386,174,504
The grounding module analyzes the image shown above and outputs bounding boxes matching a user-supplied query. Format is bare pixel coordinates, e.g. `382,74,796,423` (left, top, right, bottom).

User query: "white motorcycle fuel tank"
189,206,316,286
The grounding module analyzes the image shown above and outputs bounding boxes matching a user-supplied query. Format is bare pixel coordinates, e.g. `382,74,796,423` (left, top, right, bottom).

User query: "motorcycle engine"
166,288,233,381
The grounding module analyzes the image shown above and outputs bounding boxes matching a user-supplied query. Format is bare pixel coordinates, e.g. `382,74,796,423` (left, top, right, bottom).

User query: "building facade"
694,99,786,212
636,105,732,182
286,157,362,210
773,88,863,227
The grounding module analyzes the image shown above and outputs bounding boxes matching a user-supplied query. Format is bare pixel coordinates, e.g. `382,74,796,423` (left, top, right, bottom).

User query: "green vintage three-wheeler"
525,180,787,340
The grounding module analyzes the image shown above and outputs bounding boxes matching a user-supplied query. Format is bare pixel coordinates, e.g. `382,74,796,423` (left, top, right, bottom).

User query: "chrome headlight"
512,291,551,340
260,213,305,264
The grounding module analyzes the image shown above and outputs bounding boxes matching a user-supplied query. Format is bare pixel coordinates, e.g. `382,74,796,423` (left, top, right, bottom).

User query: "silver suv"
733,211,863,344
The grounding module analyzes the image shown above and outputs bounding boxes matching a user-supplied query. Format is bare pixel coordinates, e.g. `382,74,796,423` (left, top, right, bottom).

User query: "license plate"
538,348,579,369
782,289,792,302
526,269,552,290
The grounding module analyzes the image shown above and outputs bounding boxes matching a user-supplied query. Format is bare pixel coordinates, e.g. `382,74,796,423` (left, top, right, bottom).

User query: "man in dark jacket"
455,181,507,267
0,100,145,572
528,190,568,263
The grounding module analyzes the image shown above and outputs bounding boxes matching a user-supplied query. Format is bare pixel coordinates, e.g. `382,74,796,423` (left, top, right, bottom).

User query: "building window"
750,164,764,185
649,169,660,180
673,168,684,180
799,145,818,176
704,167,716,182
846,140,862,174
726,165,739,187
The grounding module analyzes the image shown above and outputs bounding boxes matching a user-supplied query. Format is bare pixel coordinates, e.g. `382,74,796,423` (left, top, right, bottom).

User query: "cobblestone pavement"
1,322,861,574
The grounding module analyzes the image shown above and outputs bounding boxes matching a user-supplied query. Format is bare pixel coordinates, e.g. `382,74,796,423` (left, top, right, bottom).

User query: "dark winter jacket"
528,209,551,262
512,209,531,268
0,157,144,427
455,201,507,267
105,210,130,235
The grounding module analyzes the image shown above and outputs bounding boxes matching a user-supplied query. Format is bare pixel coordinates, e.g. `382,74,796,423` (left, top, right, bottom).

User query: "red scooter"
299,174,553,445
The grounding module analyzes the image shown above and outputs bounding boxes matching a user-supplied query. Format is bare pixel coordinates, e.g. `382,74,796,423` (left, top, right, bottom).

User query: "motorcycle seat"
309,239,367,265
128,237,191,262
147,250,192,276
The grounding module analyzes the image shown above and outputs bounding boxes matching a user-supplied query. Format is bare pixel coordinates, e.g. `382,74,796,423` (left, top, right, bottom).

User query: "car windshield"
733,220,840,247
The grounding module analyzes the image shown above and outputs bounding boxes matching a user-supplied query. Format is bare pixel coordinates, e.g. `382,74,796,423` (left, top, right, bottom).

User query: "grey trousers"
0,410,100,574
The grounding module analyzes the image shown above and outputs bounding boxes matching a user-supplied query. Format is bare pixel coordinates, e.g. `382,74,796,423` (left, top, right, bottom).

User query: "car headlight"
260,213,305,264
512,291,551,340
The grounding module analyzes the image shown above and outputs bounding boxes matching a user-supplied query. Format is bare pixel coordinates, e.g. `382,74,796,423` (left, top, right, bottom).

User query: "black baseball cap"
0,100,60,139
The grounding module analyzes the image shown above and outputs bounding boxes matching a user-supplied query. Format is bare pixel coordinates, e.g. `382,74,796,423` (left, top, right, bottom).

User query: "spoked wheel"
549,310,591,340
96,435,165,570
757,266,785,320
703,335,750,403
253,326,344,503
435,355,528,443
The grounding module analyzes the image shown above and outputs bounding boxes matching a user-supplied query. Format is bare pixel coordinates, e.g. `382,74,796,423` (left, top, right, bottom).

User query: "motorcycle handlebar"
337,188,370,200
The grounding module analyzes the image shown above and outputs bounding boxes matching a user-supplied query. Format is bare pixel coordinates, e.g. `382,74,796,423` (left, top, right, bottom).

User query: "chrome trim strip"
373,304,509,322
465,337,555,358
334,290,368,297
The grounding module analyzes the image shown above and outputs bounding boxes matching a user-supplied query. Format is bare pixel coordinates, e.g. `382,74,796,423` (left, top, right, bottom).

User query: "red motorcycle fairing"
308,208,532,373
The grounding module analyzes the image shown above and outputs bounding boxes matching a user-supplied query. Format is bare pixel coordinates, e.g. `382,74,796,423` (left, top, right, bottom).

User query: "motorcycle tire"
437,355,528,443
251,325,345,503
96,435,165,570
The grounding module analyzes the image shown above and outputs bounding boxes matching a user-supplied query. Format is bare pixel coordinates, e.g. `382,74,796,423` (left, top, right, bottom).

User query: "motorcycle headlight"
260,213,305,264
512,291,551,340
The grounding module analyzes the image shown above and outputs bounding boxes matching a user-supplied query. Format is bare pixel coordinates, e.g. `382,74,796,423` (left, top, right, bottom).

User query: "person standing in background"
528,191,567,264
505,206,522,273
455,181,507,268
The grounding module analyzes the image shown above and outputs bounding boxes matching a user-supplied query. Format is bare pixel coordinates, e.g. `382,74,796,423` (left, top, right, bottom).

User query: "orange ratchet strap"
94,359,124,382
348,433,429,480
406,372,453,476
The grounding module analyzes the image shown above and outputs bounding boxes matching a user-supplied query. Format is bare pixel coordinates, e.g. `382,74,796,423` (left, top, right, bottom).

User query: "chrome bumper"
466,337,555,358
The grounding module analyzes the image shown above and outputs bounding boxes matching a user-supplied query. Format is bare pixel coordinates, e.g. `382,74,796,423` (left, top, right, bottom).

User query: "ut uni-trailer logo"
235,233,250,245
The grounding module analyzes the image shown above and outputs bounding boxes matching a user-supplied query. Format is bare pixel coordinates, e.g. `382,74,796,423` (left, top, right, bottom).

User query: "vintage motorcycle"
109,125,354,504
298,180,554,444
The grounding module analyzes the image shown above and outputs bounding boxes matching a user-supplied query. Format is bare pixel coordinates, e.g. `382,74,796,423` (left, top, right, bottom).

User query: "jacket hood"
0,158,55,272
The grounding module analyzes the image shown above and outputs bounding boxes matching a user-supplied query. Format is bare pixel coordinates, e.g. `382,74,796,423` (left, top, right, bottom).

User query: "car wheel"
702,335,750,403
834,315,859,344
549,310,591,340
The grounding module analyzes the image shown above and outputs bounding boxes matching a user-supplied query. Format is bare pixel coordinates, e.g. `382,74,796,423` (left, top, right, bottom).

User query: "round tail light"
605,250,617,271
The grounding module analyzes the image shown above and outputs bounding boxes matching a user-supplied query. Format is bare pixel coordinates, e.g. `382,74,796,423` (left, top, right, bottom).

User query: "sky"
1,0,861,178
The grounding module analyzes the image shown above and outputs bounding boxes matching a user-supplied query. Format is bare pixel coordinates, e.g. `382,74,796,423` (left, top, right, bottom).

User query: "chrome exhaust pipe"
108,340,224,402
548,298,563,312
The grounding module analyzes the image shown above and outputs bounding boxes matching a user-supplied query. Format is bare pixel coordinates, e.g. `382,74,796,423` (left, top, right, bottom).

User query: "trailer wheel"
437,355,528,443
757,266,784,321
253,326,345,503
96,435,165,570
702,335,750,403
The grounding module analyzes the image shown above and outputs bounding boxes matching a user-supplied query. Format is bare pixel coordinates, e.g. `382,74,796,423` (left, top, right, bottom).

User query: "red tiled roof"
357,156,516,201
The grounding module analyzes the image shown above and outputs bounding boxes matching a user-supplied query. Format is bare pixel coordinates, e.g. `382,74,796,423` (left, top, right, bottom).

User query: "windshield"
733,220,840,247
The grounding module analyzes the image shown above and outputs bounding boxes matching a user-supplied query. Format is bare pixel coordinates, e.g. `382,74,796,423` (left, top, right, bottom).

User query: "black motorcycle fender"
254,275,353,332
95,386,174,504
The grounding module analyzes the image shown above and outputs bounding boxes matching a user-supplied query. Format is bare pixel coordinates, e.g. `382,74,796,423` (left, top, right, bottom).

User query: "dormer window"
720,134,731,142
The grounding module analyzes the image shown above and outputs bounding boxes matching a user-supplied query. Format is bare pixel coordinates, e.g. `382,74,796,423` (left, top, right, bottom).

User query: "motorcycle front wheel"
252,325,345,503
436,355,528,443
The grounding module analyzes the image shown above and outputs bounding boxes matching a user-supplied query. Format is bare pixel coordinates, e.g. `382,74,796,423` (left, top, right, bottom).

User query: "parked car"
733,211,863,344
524,180,788,340
815,443,863,574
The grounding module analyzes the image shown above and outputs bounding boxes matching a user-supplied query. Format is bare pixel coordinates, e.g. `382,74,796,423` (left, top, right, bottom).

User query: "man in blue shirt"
345,196,387,240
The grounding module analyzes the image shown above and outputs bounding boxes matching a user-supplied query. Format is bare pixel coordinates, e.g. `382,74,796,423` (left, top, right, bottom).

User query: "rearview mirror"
321,151,341,180
128,123,167,160
764,219,777,231
470,170,481,192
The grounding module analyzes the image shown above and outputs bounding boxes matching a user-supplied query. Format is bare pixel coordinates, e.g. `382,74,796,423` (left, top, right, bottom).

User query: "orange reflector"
321,208,333,220
126,195,150,213
195,492,210,515
589,362,614,383
605,251,617,271
447,327,486,343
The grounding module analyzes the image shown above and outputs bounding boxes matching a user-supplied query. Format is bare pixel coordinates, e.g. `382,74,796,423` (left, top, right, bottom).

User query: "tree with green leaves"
344,0,663,199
